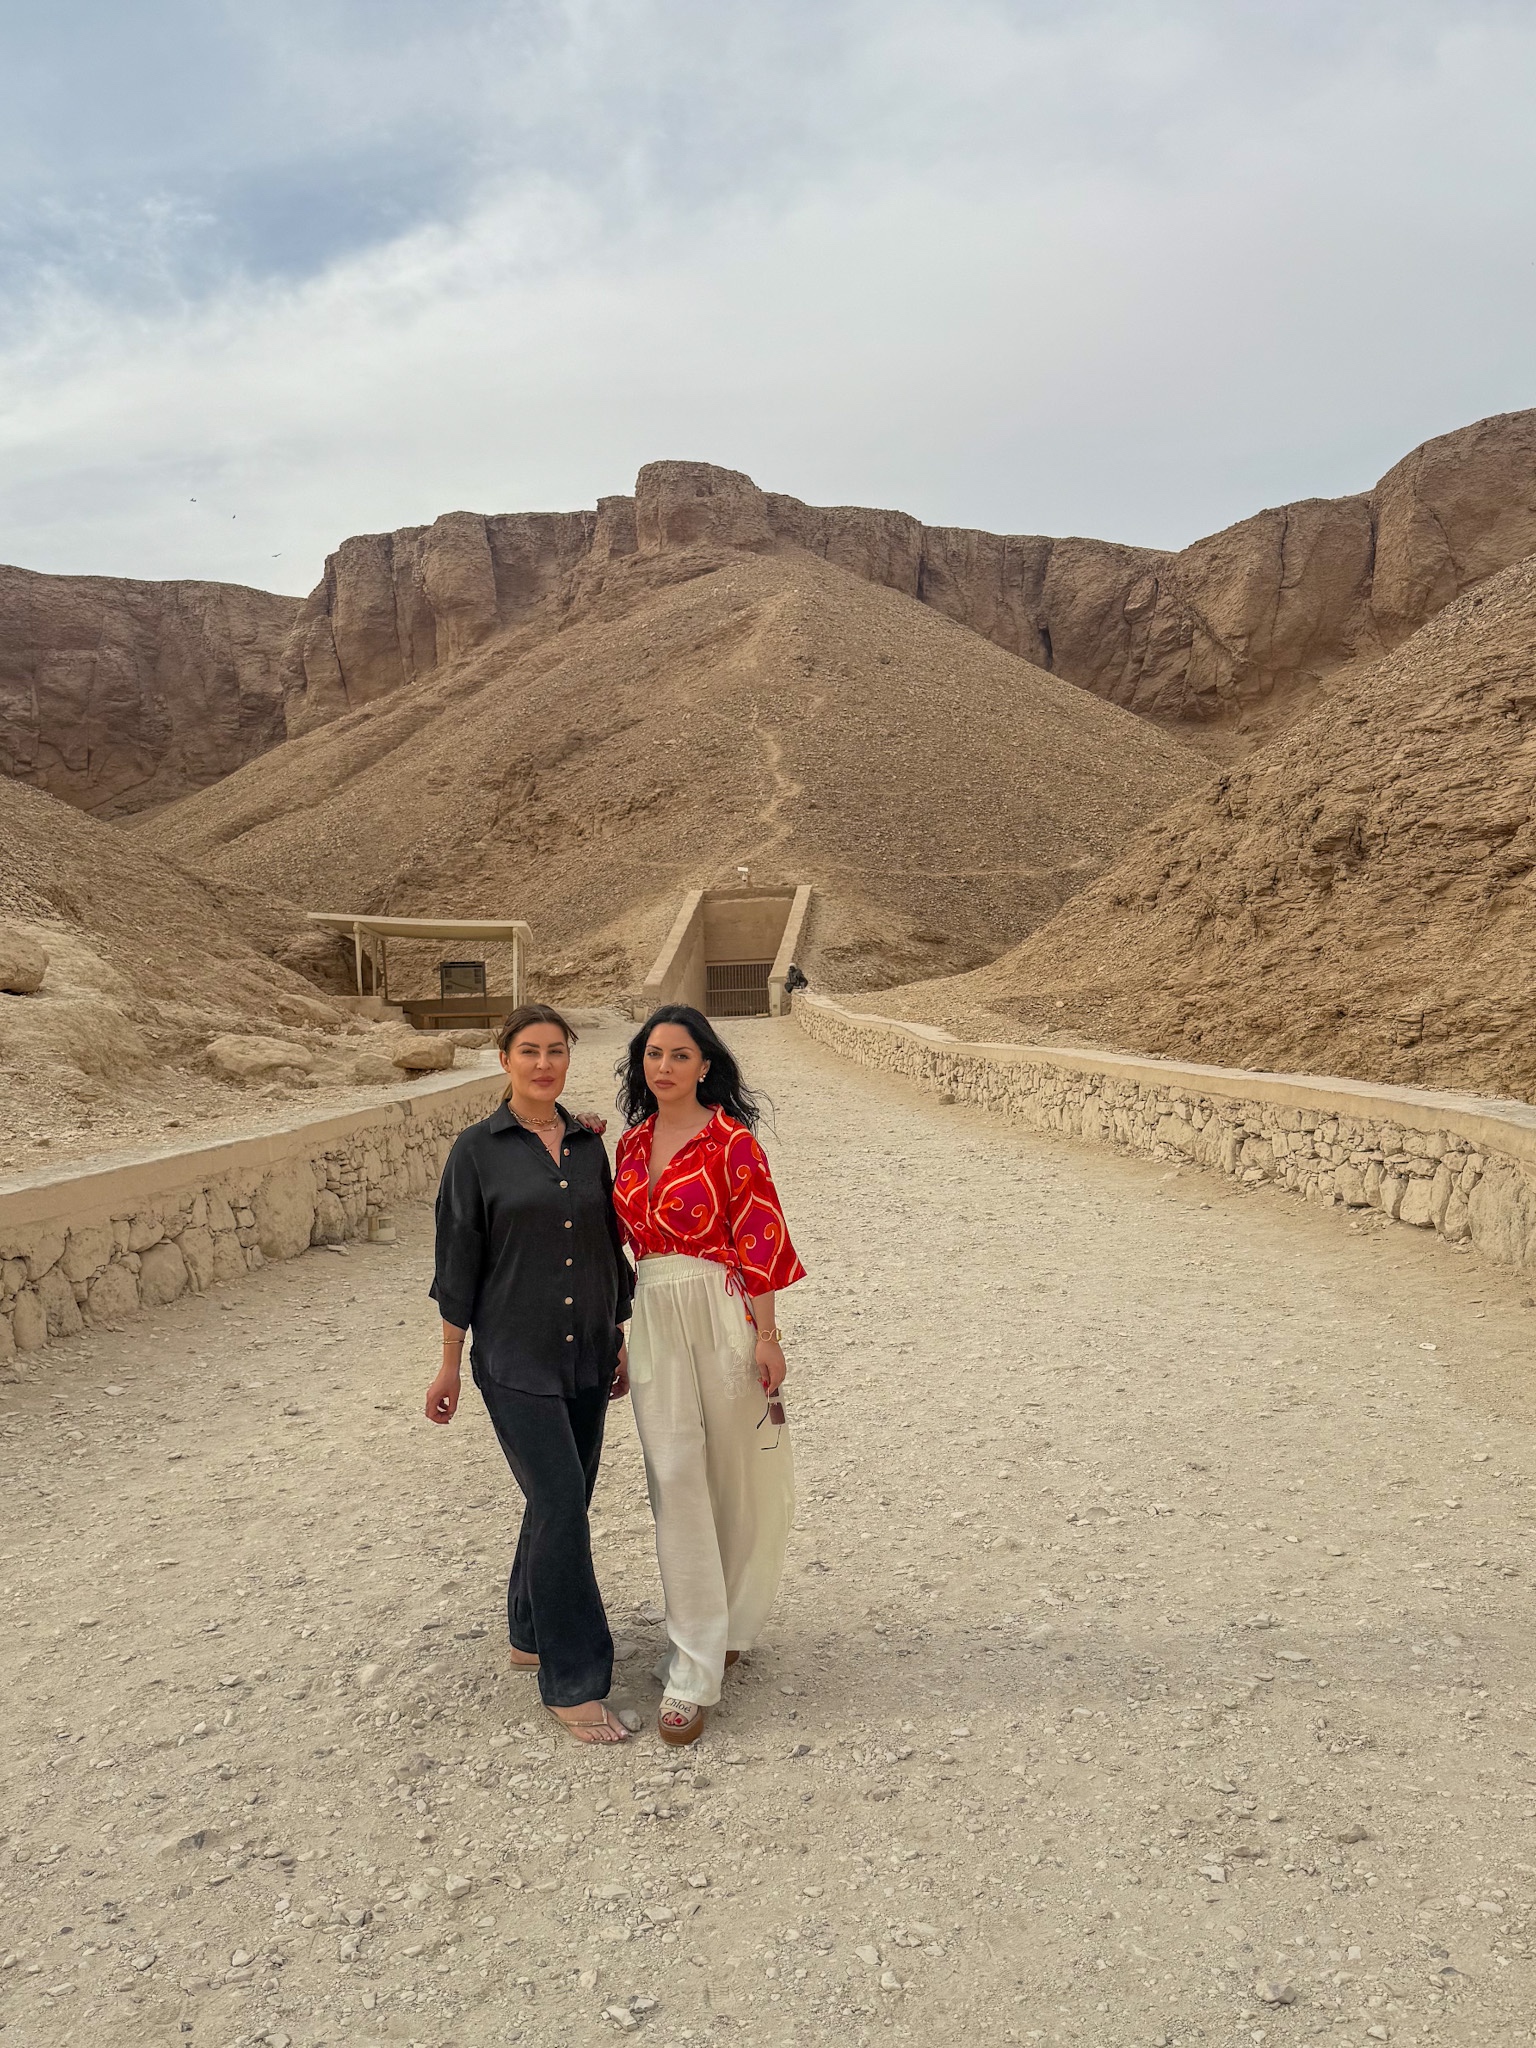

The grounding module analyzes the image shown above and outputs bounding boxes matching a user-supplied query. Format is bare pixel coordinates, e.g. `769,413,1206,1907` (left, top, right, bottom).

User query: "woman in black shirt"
425,1004,634,1744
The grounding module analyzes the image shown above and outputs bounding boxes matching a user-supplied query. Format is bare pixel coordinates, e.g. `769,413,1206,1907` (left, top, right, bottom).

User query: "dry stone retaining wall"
796,994,1536,1276
0,1071,505,1369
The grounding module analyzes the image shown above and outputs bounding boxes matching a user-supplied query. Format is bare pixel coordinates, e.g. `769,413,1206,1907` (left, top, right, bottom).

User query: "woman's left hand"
610,1336,630,1401
578,1110,608,1136
756,1336,786,1394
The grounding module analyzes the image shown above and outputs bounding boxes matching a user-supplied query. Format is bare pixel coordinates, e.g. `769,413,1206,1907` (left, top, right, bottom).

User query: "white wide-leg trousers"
628,1253,794,1707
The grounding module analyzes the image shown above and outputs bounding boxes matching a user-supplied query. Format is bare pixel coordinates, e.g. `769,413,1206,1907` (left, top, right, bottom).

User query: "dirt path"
4,1016,1536,2048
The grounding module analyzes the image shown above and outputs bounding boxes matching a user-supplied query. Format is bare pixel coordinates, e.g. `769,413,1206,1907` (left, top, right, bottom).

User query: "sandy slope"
876,556,1536,1099
0,777,466,1173
3,1019,1535,2045
135,548,1201,1000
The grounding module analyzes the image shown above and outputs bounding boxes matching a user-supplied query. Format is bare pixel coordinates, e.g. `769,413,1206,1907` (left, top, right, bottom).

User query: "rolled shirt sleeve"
430,1132,486,1331
724,1126,806,1295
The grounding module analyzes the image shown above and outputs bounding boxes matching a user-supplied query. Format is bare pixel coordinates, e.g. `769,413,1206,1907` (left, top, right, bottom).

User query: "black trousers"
476,1372,614,1709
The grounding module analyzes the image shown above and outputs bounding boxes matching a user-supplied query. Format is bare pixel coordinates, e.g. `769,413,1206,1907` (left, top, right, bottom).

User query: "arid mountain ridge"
5,407,1535,816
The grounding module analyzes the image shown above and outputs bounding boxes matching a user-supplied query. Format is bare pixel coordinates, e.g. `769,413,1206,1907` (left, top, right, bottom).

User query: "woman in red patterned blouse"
613,1004,805,1744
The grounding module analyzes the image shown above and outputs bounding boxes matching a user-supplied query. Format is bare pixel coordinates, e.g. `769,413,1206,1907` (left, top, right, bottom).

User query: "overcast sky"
0,0,1532,595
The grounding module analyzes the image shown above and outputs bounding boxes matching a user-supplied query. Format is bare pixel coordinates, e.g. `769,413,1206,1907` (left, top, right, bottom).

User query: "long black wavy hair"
617,1005,764,1130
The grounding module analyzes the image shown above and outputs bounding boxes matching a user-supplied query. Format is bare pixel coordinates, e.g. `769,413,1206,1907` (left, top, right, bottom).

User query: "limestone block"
206,1033,315,1082
207,1191,237,1233
111,1218,131,1254
1335,1164,1370,1207
1239,1136,1274,1173
127,1214,164,1253
311,1191,347,1244
350,1054,398,1086
179,1226,216,1292
253,1157,317,1260
1442,1191,1472,1243
1364,1161,1384,1204
1458,1160,1482,1195
62,1225,113,1286
1468,1165,1536,1269
37,1265,83,1336
1155,1114,1197,1155
388,1035,455,1073
12,1288,46,1350
190,1192,209,1229
25,1228,66,1282
2,1258,27,1299
1218,1127,1242,1174
1379,1174,1406,1220
0,1314,14,1366
138,1240,189,1307
340,1186,368,1230
246,1246,266,1270
0,925,48,993
211,1234,247,1284
1398,1177,1436,1229
87,1262,140,1323
1428,1165,1455,1232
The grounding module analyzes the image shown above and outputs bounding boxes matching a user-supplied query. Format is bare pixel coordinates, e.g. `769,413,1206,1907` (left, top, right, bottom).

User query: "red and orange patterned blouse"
613,1111,806,1299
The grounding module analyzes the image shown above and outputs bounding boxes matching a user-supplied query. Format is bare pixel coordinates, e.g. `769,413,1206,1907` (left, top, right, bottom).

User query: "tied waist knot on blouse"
612,1109,805,1385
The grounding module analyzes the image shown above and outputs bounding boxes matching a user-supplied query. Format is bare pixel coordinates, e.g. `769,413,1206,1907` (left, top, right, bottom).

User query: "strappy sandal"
509,1646,540,1673
658,1697,709,1746
545,1703,630,1745
724,1650,741,1670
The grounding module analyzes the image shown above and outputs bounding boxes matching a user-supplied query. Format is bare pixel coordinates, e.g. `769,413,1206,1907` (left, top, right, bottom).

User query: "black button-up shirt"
430,1102,634,1396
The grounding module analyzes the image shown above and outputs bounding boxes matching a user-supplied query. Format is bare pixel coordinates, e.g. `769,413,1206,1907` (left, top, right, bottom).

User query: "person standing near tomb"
611,1005,805,1746
425,1003,635,1744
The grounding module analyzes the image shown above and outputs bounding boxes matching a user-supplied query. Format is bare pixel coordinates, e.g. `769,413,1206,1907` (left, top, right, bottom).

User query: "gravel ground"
3,1016,1536,2048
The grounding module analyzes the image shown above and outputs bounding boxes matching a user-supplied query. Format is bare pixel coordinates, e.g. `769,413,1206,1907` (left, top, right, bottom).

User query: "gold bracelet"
756,1326,782,1344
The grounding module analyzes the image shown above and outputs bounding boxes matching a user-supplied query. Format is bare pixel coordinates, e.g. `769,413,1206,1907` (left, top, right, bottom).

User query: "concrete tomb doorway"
641,885,812,1020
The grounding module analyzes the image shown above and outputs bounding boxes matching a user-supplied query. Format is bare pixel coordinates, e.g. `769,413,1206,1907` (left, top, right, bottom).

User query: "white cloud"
0,0,1532,592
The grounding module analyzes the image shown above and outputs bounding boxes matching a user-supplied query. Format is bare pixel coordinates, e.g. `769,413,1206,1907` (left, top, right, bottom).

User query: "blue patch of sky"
5,0,1519,316
0,0,535,303
0,0,873,311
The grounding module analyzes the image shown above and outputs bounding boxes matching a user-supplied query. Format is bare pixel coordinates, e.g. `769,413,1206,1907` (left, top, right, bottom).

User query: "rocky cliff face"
280,501,641,735
279,411,1536,739
0,568,299,816
11,412,1527,811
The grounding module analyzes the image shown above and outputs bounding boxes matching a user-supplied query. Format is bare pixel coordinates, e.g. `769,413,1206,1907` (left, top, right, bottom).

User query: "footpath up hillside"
877,557,1536,1098
138,546,1201,996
